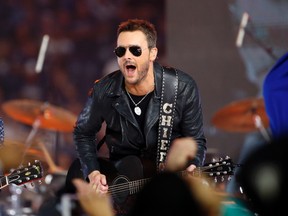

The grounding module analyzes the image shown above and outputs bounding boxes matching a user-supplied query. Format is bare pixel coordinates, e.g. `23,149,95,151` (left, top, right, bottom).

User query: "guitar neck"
108,166,221,197
181,167,204,177
128,178,151,195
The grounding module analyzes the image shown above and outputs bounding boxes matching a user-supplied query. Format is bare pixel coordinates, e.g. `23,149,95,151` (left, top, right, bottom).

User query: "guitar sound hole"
111,175,130,204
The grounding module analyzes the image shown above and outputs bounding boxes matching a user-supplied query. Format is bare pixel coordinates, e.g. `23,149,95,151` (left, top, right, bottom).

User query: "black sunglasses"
114,46,143,58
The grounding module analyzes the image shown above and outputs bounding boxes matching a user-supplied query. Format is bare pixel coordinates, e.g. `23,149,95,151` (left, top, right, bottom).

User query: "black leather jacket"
74,62,207,177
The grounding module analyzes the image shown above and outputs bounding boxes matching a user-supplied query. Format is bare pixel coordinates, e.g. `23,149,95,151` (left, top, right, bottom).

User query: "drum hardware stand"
20,118,42,166
37,141,64,173
20,102,59,167
51,130,60,166
251,108,271,142
243,26,278,61
236,12,278,61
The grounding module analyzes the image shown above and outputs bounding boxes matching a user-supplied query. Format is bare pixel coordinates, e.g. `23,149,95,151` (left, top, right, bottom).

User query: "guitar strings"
107,168,205,195
108,178,150,195
107,162,231,195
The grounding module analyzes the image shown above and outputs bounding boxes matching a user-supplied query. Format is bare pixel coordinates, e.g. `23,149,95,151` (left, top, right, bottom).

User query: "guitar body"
65,155,155,215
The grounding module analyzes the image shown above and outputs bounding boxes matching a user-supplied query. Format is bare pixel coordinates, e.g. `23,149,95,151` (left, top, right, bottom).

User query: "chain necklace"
126,89,150,116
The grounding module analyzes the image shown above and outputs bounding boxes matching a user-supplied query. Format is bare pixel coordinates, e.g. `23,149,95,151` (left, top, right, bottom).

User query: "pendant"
134,106,141,116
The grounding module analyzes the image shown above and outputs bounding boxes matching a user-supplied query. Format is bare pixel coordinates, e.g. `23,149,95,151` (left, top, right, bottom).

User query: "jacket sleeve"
73,86,103,178
180,76,207,167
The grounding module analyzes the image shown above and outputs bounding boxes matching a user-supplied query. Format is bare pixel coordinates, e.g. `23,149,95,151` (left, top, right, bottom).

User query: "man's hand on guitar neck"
186,164,197,172
88,170,109,194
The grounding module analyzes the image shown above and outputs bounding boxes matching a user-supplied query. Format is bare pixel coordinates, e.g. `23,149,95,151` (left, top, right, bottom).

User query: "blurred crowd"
0,0,165,114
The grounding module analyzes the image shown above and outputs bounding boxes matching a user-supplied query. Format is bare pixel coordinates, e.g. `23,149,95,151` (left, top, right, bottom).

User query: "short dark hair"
117,19,157,48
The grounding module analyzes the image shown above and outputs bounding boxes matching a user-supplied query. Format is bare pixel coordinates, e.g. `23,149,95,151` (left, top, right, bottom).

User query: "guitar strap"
156,66,178,172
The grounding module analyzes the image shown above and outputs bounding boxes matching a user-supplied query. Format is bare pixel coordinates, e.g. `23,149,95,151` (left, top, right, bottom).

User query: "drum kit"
0,99,77,215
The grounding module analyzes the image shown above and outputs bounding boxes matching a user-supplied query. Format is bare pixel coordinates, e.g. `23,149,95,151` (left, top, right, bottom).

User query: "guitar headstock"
8,160,43,186
202,156,236,179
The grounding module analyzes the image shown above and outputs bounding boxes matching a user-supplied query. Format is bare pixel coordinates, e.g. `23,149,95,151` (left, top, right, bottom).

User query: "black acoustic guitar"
65,155,236,215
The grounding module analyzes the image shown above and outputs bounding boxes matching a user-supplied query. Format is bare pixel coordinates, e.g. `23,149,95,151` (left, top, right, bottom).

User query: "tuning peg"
221,160,227,165
33,174,39,179
23,182,35,190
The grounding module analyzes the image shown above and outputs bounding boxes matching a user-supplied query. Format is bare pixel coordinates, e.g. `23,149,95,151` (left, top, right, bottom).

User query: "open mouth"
126,64,136,70
125,64,136,76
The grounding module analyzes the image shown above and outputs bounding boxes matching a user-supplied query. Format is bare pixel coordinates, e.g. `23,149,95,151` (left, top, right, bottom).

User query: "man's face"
116,30,157,86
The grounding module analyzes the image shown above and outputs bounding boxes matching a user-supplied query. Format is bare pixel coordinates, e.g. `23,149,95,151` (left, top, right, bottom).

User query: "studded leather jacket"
73,62,207,177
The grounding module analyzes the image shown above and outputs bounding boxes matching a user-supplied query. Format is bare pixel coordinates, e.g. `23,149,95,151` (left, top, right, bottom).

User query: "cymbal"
0,139,46,173
211,98,269,132
2,99,77,132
